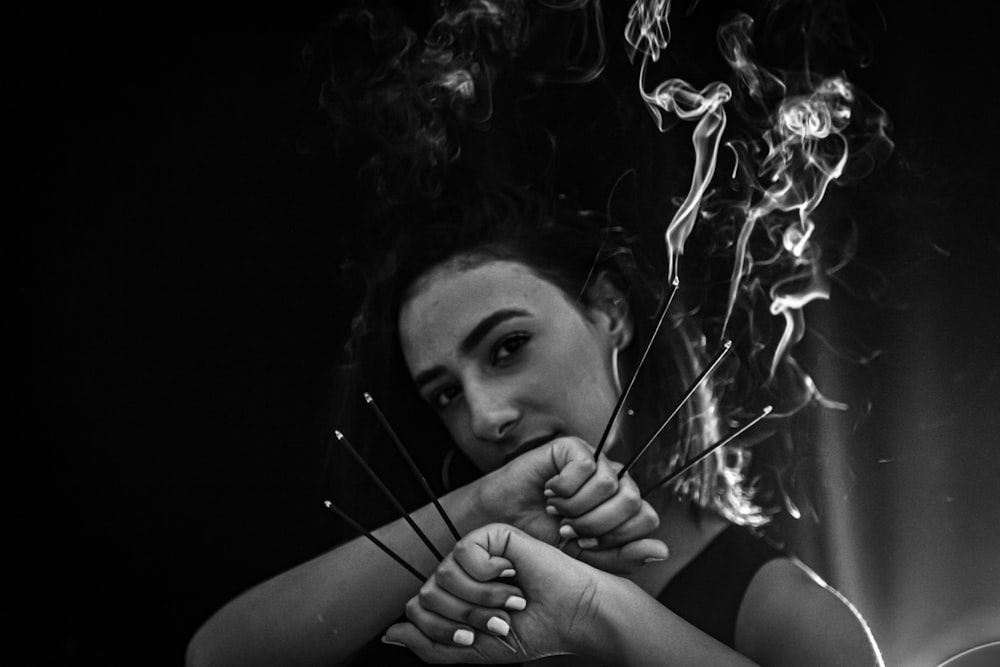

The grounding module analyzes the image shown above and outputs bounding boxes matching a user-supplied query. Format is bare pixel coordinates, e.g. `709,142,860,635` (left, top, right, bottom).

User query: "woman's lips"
502,433,558,465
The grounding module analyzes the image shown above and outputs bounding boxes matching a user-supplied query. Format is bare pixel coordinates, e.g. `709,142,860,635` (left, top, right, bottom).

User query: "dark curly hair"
327,185,772,527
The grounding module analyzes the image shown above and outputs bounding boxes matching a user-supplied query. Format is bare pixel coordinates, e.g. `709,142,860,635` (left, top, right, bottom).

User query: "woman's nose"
465,381,520,442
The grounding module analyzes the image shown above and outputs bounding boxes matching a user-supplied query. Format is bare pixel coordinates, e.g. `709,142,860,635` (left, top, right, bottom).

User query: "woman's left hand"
382,523,615,664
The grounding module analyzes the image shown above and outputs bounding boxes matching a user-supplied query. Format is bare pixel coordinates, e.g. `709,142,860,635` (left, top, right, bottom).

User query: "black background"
20,2,1000,666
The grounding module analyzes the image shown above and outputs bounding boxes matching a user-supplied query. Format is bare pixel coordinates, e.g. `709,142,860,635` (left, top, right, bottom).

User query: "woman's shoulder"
736,558,884,666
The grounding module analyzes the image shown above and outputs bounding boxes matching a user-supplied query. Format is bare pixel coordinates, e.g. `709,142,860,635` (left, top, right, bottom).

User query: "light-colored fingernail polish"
577,537,599,549
543,488,556,498
558,524,578,539
545,505,559,516
381,636,406,647
453,628,475,646
499,568,516,578
487,616,510,637
643,556,666,564
505,595,527,611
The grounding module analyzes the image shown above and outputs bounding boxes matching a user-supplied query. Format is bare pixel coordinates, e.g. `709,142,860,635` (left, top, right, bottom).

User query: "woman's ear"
583,270,634,350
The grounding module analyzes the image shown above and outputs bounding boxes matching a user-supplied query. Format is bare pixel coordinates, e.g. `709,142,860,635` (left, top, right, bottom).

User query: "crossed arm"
385,524,885,666
185,437,664,666
187,434,883,667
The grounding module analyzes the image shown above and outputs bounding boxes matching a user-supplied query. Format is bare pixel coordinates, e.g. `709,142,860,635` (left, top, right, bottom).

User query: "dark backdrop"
20,2,999,666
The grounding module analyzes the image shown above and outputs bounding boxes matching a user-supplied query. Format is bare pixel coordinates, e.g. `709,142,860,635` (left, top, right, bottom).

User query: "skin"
399,257,669,564
387,257,885,666
185,256,882,666
398,259,630,472
184,259,665,667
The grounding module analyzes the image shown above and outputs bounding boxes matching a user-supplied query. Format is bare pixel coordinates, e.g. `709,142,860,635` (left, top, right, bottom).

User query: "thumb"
453,523,556,581
576,538,670,574
543,437,598,498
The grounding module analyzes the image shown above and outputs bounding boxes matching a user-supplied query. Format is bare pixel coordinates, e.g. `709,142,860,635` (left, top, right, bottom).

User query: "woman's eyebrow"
413,307,530,391
458,308,530,355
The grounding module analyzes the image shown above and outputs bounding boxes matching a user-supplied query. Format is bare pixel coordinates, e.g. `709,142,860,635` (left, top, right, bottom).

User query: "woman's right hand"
383,522,618,663
474,436,666,573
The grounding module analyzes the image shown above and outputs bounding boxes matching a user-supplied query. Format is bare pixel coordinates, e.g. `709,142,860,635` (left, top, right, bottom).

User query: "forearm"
581,577,760,667
186,481,493,667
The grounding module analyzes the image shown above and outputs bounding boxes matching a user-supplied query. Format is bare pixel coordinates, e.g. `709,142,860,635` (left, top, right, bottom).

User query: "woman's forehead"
403,260,555,324
398,259,571,356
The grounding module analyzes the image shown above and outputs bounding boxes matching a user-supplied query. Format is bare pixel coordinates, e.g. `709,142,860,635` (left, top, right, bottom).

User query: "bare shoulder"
734,557,885,667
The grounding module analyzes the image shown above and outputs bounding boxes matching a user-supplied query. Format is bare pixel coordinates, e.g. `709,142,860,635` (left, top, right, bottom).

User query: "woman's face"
399,258,627,472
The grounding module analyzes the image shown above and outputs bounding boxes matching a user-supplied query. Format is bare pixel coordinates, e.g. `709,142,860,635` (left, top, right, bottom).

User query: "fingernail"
381,636,406,647
643,556,666,564
558,524,578,539
545,505,559,516
577,537,599,549
487,616,510,637
499,568,516,578
504,595,527,611
543,488,555,497
453,628,475,646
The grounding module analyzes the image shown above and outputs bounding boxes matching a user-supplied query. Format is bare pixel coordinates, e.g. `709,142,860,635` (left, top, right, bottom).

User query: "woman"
186,189,883,666
189,0,889,662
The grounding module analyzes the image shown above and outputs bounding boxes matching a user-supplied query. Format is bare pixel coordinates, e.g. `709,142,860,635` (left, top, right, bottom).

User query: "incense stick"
364,392,462,541
335,430,445,561
617,340,733,479
593,277,680,462
324,500,425,582
641,405,773,495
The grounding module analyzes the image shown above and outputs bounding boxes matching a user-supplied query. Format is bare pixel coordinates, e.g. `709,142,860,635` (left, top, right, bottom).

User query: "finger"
560,480,660,546
383,621,477,664
451,537,516,583
542,437,598,499
575,538,669,574
418,579,517,637
583,499,660,547
405,595,479,648
434,557,527,610
546,457,619,518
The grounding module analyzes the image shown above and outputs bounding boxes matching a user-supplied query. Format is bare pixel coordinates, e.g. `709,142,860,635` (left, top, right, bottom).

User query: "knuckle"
489,588,511,607
622,492,642,514
594,470,617,496
436,563,460,590
417,583,436,607
643,504,661,529
404,596,421,619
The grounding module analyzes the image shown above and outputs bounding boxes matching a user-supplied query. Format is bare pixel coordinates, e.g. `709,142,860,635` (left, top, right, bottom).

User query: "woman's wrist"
571,574,759,667
566,573,635,664
442,475,500,533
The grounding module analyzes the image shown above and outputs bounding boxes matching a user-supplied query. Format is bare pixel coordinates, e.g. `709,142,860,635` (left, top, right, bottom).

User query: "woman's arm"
186,481,484,667
735,558,885,667
186,437,663,667
387,523,883,667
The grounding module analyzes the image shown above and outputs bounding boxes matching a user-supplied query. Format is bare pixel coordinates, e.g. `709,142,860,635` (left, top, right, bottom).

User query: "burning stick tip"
671,276,680,287
323,500,332,508
363,392,374,403
723,339,733,349
334,429,345,440
762,405,774,415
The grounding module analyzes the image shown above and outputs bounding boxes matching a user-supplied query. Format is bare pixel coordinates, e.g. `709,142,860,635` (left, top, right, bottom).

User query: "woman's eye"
432,386,461,411
492,333,530,365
